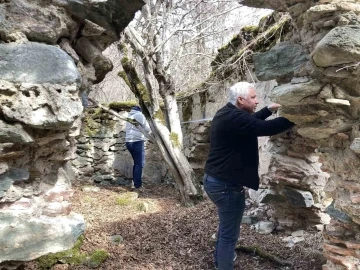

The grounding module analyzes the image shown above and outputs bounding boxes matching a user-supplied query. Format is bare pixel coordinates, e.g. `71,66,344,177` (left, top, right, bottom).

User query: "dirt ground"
24,183,326,270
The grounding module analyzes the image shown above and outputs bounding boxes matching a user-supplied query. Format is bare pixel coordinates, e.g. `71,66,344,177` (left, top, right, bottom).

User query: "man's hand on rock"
267,103,281,113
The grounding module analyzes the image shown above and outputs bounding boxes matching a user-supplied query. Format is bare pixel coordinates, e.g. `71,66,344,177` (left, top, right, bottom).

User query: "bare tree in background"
89,44,136,103
92,0,270,102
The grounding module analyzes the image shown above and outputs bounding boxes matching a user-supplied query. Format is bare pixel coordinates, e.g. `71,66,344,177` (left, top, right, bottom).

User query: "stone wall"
180,1,360,269
0,0,143,266
72,107,170,186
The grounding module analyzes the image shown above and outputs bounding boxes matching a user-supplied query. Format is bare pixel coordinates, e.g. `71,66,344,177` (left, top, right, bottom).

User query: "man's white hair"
228,82,254,105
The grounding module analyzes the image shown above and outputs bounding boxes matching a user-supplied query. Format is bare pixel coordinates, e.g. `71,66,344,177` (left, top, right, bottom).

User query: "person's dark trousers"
204,174,246,270
126,141,145,188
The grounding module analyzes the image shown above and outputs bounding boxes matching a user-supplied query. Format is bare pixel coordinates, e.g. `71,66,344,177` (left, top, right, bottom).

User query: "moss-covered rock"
37,236,109,269
36,236,86,269
86,249,109,268
211,34,243,68
82,106,118,137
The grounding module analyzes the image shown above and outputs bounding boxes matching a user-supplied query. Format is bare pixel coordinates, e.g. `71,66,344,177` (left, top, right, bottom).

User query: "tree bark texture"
119,37,202,206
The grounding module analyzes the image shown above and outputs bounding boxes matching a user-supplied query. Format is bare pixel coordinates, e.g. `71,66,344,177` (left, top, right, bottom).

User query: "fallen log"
235,244,292,266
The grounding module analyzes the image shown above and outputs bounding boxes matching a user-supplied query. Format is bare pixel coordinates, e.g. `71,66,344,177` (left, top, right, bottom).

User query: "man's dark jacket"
205,102,295,190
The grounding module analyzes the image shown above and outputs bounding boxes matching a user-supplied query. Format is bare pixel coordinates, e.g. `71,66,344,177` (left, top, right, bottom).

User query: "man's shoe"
135,186,145,193
130,183,135,191
214,253,237,269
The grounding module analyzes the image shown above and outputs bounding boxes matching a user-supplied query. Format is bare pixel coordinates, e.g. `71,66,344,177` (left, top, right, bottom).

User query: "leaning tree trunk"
118,30,202,206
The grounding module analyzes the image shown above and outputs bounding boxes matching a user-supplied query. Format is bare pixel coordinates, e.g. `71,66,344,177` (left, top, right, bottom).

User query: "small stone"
336,133,349,141
282,236,305,247
283,187,314,207
317,110,329,117
318,84,333,99
81,186,100,192
241,216,258,224
136,202,149,212
109,235,123,245
314,224,324,231
254,221,275,235
323,20,336,27
325,98,350,106
291,230,304,237
350,138,360,154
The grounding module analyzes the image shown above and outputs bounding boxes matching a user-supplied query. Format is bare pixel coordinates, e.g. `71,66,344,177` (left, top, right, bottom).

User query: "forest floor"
25,182,326,270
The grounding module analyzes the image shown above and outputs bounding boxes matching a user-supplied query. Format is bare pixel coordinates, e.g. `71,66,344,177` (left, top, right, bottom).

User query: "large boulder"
253,43,309,81
313,25,360,67
53,0,145,38
0,213,85,262
0,42,81,85
0,0,77,44
1,82,83,129
0,43,83,129
269,78,323,106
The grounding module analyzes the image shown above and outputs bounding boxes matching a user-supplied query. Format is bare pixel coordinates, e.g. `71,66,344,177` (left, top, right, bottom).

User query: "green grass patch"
116,192,137,206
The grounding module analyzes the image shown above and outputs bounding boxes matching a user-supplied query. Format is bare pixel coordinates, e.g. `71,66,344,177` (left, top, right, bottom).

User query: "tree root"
235,244,292,266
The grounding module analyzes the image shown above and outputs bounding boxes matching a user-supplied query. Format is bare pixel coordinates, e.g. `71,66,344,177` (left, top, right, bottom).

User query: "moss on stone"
83,108,118,136
211,34,242,69
259,14,270,26
93,107,103,117
84,116,100,137
170,132,180,148
87,249,109,268
242,25,259,34
113,236,122,243
37,236,109,269
37,236,86,269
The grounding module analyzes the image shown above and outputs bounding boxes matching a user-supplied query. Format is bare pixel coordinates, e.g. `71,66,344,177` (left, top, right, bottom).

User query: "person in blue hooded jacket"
125,106,151,190
204,82,295,270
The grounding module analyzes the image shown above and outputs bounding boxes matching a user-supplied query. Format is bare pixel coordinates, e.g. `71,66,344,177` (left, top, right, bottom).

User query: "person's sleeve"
143,118,151,133
135,113,151,133
234,112,295,137
252,107,272,120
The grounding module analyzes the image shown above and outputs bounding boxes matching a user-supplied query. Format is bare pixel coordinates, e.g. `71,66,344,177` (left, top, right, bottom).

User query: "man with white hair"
204,82,295,270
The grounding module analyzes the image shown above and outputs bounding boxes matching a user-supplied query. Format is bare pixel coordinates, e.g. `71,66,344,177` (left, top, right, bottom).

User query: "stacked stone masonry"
73,108,170,186
0,0,144,267
181,1,360,269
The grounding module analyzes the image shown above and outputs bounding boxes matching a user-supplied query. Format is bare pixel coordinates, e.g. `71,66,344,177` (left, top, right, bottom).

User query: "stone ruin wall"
72,106,170,186
180,1,360,269
0,0,143,266
1,0,359,269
